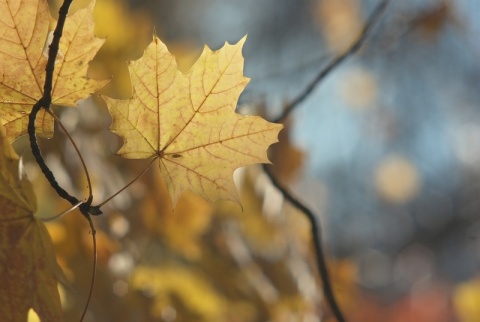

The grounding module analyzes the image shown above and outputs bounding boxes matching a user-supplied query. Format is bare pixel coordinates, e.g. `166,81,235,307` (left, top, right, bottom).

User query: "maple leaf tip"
152,28,158,39
223,35,247,48
88,0,97,10
239,35,248,44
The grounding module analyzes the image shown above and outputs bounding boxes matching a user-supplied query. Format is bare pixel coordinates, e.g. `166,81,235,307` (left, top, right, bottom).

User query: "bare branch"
273,0,393,123
263,164,346,322
28,0,101,218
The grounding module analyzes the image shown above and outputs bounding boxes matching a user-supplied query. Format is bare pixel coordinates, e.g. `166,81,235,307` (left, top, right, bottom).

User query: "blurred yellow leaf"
104,35,282,205
315,0,363,53
339,67,378,111
375,154,420,204
140,166,213,259
156,196,211,258
0,124,64,321
454,277,480,322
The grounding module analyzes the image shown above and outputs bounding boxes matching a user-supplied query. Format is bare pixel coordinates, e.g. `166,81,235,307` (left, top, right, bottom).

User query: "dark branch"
264,1,394,320
273,0,392,123
28,0,100,217
43,0,73,105
28,103,78,206
263,164,346,322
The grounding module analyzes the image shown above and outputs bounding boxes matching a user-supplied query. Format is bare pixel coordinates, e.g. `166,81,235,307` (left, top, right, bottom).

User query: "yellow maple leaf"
131,265,226,321
0,0,107,142
104,35,282,204
0,124,64,321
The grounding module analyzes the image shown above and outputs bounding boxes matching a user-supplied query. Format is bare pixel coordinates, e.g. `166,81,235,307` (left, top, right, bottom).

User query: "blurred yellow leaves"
94,0,145,51
454,277,480,322
92,0,153,96
118,156,320,322
220,169,288,255
104,35,282,205
141,169,213,259
375,154,420,204
131,265,226,321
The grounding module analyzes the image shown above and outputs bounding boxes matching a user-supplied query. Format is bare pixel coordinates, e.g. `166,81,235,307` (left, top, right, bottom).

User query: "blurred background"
20,0,480,321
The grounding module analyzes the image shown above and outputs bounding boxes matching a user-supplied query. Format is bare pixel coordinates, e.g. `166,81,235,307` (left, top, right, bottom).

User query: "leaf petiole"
80,214,97,322
46,109,93,199
96,156,158,208
39,201,83,222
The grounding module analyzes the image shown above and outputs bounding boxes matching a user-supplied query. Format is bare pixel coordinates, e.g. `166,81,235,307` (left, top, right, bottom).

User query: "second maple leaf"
103,35,282,205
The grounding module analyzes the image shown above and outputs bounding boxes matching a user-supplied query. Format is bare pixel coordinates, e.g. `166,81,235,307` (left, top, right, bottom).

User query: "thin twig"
96,157,158,208
46,109,93,198
40,202,82,222
79,215,97,322
262,164,345,322
265,2,393,317
273,0,393,123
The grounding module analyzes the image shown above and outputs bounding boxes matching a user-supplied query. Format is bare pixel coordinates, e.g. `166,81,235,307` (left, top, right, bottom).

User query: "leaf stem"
262,164,346,322
46,109,93,199
40,202,83,222
273,0,393,123
96,157,158,208
79,215,97,322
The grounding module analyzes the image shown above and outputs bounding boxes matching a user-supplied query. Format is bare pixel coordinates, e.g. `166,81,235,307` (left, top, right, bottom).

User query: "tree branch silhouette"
27,0,101,218
27,3,100,319
265,1,394,321
263,164,346,322
273,0,393,123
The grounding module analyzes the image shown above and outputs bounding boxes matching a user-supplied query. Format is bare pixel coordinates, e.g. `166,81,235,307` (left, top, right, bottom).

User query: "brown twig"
96,157,158,208
79,215,97,322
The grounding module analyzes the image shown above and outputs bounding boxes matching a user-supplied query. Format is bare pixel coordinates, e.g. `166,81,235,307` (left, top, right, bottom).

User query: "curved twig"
40,202,83,222
28,0,76,201
28,0,101,217
29,105,81,208
46,109,93,199
264,2,394,321
263,164,345,321
79,215,97,322
273,0,393,123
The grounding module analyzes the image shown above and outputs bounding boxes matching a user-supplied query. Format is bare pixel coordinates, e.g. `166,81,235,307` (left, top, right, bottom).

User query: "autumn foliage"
0,124,64,321
2,0,476,321
0,0,282,320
